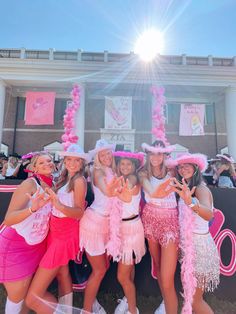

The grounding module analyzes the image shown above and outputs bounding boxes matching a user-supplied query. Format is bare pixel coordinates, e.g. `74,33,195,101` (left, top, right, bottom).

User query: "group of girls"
0,138,220,314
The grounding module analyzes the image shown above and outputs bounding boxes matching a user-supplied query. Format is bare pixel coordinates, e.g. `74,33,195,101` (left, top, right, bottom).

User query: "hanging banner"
105,96,132,129
179,104,205,136
25,92,56,125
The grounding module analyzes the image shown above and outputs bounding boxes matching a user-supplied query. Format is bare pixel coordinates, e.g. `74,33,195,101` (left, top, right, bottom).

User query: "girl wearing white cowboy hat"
26,144,89,314
79,139,132,314
112,151,146,314
170,153,220,314
215,153,236,188
139,140,178,314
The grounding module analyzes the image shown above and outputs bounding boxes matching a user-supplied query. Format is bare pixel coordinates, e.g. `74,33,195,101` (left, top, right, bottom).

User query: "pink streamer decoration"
106,197,123,262
151,85,169,145
61,84,80,150
179,201,197,314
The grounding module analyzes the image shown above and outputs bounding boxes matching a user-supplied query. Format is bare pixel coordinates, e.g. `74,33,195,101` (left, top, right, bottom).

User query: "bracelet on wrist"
28,207,36,214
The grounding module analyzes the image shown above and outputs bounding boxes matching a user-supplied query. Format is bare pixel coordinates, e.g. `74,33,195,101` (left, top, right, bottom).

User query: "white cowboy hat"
59,144,90,162
142,142,176,154
89,139,115,157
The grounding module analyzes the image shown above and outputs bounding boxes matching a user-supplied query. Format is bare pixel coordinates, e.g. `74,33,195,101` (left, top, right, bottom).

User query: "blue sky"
1,0,236,57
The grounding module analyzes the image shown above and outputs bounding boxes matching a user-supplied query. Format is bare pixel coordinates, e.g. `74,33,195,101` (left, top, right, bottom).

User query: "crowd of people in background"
0,139,222,314
1,150,235,189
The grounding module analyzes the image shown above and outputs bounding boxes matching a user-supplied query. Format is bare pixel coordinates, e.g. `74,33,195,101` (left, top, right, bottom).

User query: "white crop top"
178,198,211,234
11,179,51,245
52,183,74,218
144,175,177,209
122,192,141,219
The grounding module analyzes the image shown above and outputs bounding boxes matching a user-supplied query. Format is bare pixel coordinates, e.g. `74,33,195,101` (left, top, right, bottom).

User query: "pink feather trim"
106,197,123,262
179,201,197,314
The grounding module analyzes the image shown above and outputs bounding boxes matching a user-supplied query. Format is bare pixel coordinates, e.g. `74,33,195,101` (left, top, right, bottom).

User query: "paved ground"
1,285,236,314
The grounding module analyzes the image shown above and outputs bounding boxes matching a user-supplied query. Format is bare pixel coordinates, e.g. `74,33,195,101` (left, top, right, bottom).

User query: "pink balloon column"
61,84,80,150
151,85,169,145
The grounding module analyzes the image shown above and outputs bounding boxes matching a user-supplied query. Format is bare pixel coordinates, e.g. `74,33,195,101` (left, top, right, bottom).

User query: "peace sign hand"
26,188,51,212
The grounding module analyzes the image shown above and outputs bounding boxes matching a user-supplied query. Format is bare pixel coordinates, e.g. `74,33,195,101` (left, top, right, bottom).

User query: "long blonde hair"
30,152,53,171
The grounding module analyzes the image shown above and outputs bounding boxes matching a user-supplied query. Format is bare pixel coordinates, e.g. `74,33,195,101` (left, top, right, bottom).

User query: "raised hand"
26,188,51,212
105,176,122,197
45,188,64,212
171,178,196,205
151,178,176,198
115,178,136,203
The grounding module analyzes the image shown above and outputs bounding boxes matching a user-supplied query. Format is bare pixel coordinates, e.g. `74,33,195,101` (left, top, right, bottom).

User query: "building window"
205,104,214,125
54,99,68,122
166,103,180,124
17,97,26,120
17,97,68,122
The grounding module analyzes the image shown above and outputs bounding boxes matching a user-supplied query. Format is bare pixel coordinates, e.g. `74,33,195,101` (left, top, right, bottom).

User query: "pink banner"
25,92,55,125
179,104,205,136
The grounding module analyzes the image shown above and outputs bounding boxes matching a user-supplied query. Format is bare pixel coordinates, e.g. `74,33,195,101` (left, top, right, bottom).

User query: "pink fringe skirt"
141,203,179,247
79,208,109,256
0,226,47,282
120,217,146,265
192,232,220,292
40,216,79,269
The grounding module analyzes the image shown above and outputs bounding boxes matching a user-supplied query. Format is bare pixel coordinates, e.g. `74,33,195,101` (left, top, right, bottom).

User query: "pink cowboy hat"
165,153,208,172
142,142,176,154
113,151,145,168
59,144,90,162
216,154,235,163
89,139,115,157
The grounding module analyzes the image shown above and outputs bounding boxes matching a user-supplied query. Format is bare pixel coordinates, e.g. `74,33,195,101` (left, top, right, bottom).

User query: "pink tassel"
179,202,197,314
106,198,123,262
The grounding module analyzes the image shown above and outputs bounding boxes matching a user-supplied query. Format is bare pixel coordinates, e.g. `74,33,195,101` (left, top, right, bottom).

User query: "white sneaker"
154,301,166,314
114,297,128,314
127,308,139,314
92,299,107,314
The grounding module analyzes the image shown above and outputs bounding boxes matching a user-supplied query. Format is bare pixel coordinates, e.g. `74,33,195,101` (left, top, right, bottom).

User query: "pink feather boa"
179,201,197,314
106,197,123,262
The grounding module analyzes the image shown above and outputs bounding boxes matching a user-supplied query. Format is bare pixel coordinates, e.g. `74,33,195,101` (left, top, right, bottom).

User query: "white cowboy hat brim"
59,151,90,162
142,143,176,154
89,144,115,157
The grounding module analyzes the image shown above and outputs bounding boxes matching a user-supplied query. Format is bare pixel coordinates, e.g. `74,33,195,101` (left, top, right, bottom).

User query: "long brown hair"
56,157,86,192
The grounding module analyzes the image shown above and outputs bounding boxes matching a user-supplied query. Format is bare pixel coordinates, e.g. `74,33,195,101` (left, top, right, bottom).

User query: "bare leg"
160,241,178,314
4,276,33,314
147,240,162,291
117,262,137,314
83,252,108,312
26,266,60,314
56,265,72,298
192,288,214,314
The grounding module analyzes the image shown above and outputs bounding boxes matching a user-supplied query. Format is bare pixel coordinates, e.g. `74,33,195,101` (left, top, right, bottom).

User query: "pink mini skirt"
120,217,146,265
0,226,47,282
40,216,79,269
141,203,179,247
79,208,109,256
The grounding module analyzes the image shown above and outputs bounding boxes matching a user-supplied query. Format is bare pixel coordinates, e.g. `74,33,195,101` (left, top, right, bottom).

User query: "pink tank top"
11,179,51,245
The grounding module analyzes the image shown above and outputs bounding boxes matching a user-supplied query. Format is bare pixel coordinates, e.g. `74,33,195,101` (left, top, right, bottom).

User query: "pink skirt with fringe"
40,216,79,269
141,203,179,247
79,208,109,256
120,217,146,265
0,226,47,282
